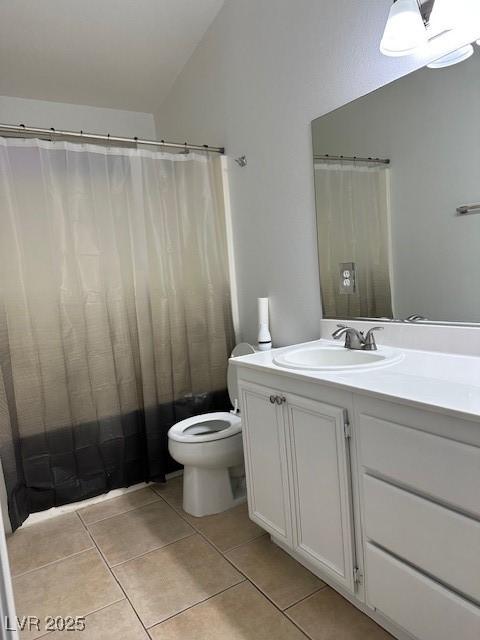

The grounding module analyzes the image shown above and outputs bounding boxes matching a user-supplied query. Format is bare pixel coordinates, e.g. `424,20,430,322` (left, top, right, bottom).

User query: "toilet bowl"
168,343,255,517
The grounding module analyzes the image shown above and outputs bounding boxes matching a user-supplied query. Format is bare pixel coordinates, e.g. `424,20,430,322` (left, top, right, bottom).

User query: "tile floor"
8,476,392,639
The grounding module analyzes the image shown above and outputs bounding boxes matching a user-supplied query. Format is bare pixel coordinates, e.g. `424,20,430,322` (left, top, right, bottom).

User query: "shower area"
314,157,393,320
0,129,235,533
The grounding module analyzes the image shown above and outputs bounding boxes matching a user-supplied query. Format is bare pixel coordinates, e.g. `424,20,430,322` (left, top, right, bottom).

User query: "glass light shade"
380,0,428,57
427,43,474,68
429,0,458,32
429,0,478,32
430,0,480,35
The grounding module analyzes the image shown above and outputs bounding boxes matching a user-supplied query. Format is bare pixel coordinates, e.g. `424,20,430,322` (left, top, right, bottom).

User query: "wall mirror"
311,48,480,325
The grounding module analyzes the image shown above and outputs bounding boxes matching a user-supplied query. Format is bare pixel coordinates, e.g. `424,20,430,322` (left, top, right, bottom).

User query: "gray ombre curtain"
315,162,393,319
0,137,234,529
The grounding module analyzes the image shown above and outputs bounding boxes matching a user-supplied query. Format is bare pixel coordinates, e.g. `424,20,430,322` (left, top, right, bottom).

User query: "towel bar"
456,203,480,215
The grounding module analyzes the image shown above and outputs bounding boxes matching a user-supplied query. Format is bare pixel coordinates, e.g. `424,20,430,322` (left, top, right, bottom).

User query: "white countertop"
231,339,480,421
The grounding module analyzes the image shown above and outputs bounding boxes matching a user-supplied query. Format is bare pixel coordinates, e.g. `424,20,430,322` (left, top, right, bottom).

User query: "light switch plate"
339,262,356,294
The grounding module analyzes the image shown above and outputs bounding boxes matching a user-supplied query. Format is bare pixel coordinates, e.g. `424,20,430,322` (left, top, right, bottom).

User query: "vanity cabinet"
356,396,480,640
236,363,480,640
239,381,293,545
239,380,356,593
285,393,355,592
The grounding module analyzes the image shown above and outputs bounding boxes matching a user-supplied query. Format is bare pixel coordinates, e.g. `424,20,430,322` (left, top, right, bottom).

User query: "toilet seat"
168,412,241,444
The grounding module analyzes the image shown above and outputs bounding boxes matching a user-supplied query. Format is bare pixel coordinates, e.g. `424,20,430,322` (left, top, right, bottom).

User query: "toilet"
168,343,256,517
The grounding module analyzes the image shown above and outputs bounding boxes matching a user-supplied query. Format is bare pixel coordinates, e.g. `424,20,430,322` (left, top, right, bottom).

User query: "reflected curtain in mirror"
0,138,234,529
315,162,393,319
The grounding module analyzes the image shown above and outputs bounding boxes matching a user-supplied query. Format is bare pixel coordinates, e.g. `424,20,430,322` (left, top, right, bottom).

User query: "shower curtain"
0,137,234,529
314,162,393,319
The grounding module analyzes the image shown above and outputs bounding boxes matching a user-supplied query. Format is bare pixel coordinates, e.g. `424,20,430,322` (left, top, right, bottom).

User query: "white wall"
155,0,479,346
312,52,480,323
0,95,156,138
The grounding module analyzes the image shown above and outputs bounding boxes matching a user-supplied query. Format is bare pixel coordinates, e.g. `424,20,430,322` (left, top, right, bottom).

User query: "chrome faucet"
332,324,384,351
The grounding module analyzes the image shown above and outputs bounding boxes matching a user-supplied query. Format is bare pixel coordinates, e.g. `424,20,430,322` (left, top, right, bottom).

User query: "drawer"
365,543,480,640
363,474,480,601
359,413,480,517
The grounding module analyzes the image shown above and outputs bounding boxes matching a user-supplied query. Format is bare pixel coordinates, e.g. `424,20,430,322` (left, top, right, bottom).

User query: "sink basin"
273,344,402,372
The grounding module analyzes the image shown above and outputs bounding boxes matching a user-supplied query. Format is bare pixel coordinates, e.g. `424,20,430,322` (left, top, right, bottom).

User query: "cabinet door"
286,394,356,592
239,381,292,545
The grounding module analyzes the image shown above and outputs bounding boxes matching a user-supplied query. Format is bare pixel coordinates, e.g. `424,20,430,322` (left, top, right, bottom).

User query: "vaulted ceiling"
0,0,224,112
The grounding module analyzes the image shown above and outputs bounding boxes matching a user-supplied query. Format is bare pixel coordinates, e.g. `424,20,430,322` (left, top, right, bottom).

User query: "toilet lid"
227,343,256,406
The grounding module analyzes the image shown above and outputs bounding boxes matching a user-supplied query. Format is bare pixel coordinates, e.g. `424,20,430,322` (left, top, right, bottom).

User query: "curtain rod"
0,123,225,154
315,154,390,165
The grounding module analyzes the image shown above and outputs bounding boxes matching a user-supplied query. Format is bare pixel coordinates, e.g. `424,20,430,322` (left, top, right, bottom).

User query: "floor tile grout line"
220,531,268,554
148,483,320,633
223,554,326,614
18,483,315,639
10,543,95,580
76,496,197,568
108,530,197,569
144,578,248,631
183,518,312,626
74,510,151,635
34,597,128,640
78,494,162,526
84,484,281,634
151,489,264,556
186,515,314,611
144,577,312,640
237,579,312,640
76,491,262,633
33,595,126,639
21,483,320,639
150,490,261,555
12,515,125,640
125,486,305,634
283,584,329,612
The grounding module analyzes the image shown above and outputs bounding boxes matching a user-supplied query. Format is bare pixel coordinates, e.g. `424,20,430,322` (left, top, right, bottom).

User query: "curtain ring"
50,127,55,143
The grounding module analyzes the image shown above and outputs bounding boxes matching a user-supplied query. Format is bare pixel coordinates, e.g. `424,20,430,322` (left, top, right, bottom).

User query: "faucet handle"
332,324,365,350
405,314,427,322
331,324,347,339
363,326,384,351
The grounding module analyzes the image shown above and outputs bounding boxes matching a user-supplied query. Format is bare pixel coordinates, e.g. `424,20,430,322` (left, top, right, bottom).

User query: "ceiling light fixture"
381,0,480,68
429,0,478,33
429,0,457,32
380,0,428,57
427,43,474,68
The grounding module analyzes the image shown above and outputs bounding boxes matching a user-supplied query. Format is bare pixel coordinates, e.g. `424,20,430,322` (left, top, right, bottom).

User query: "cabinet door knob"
269,395,276,404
